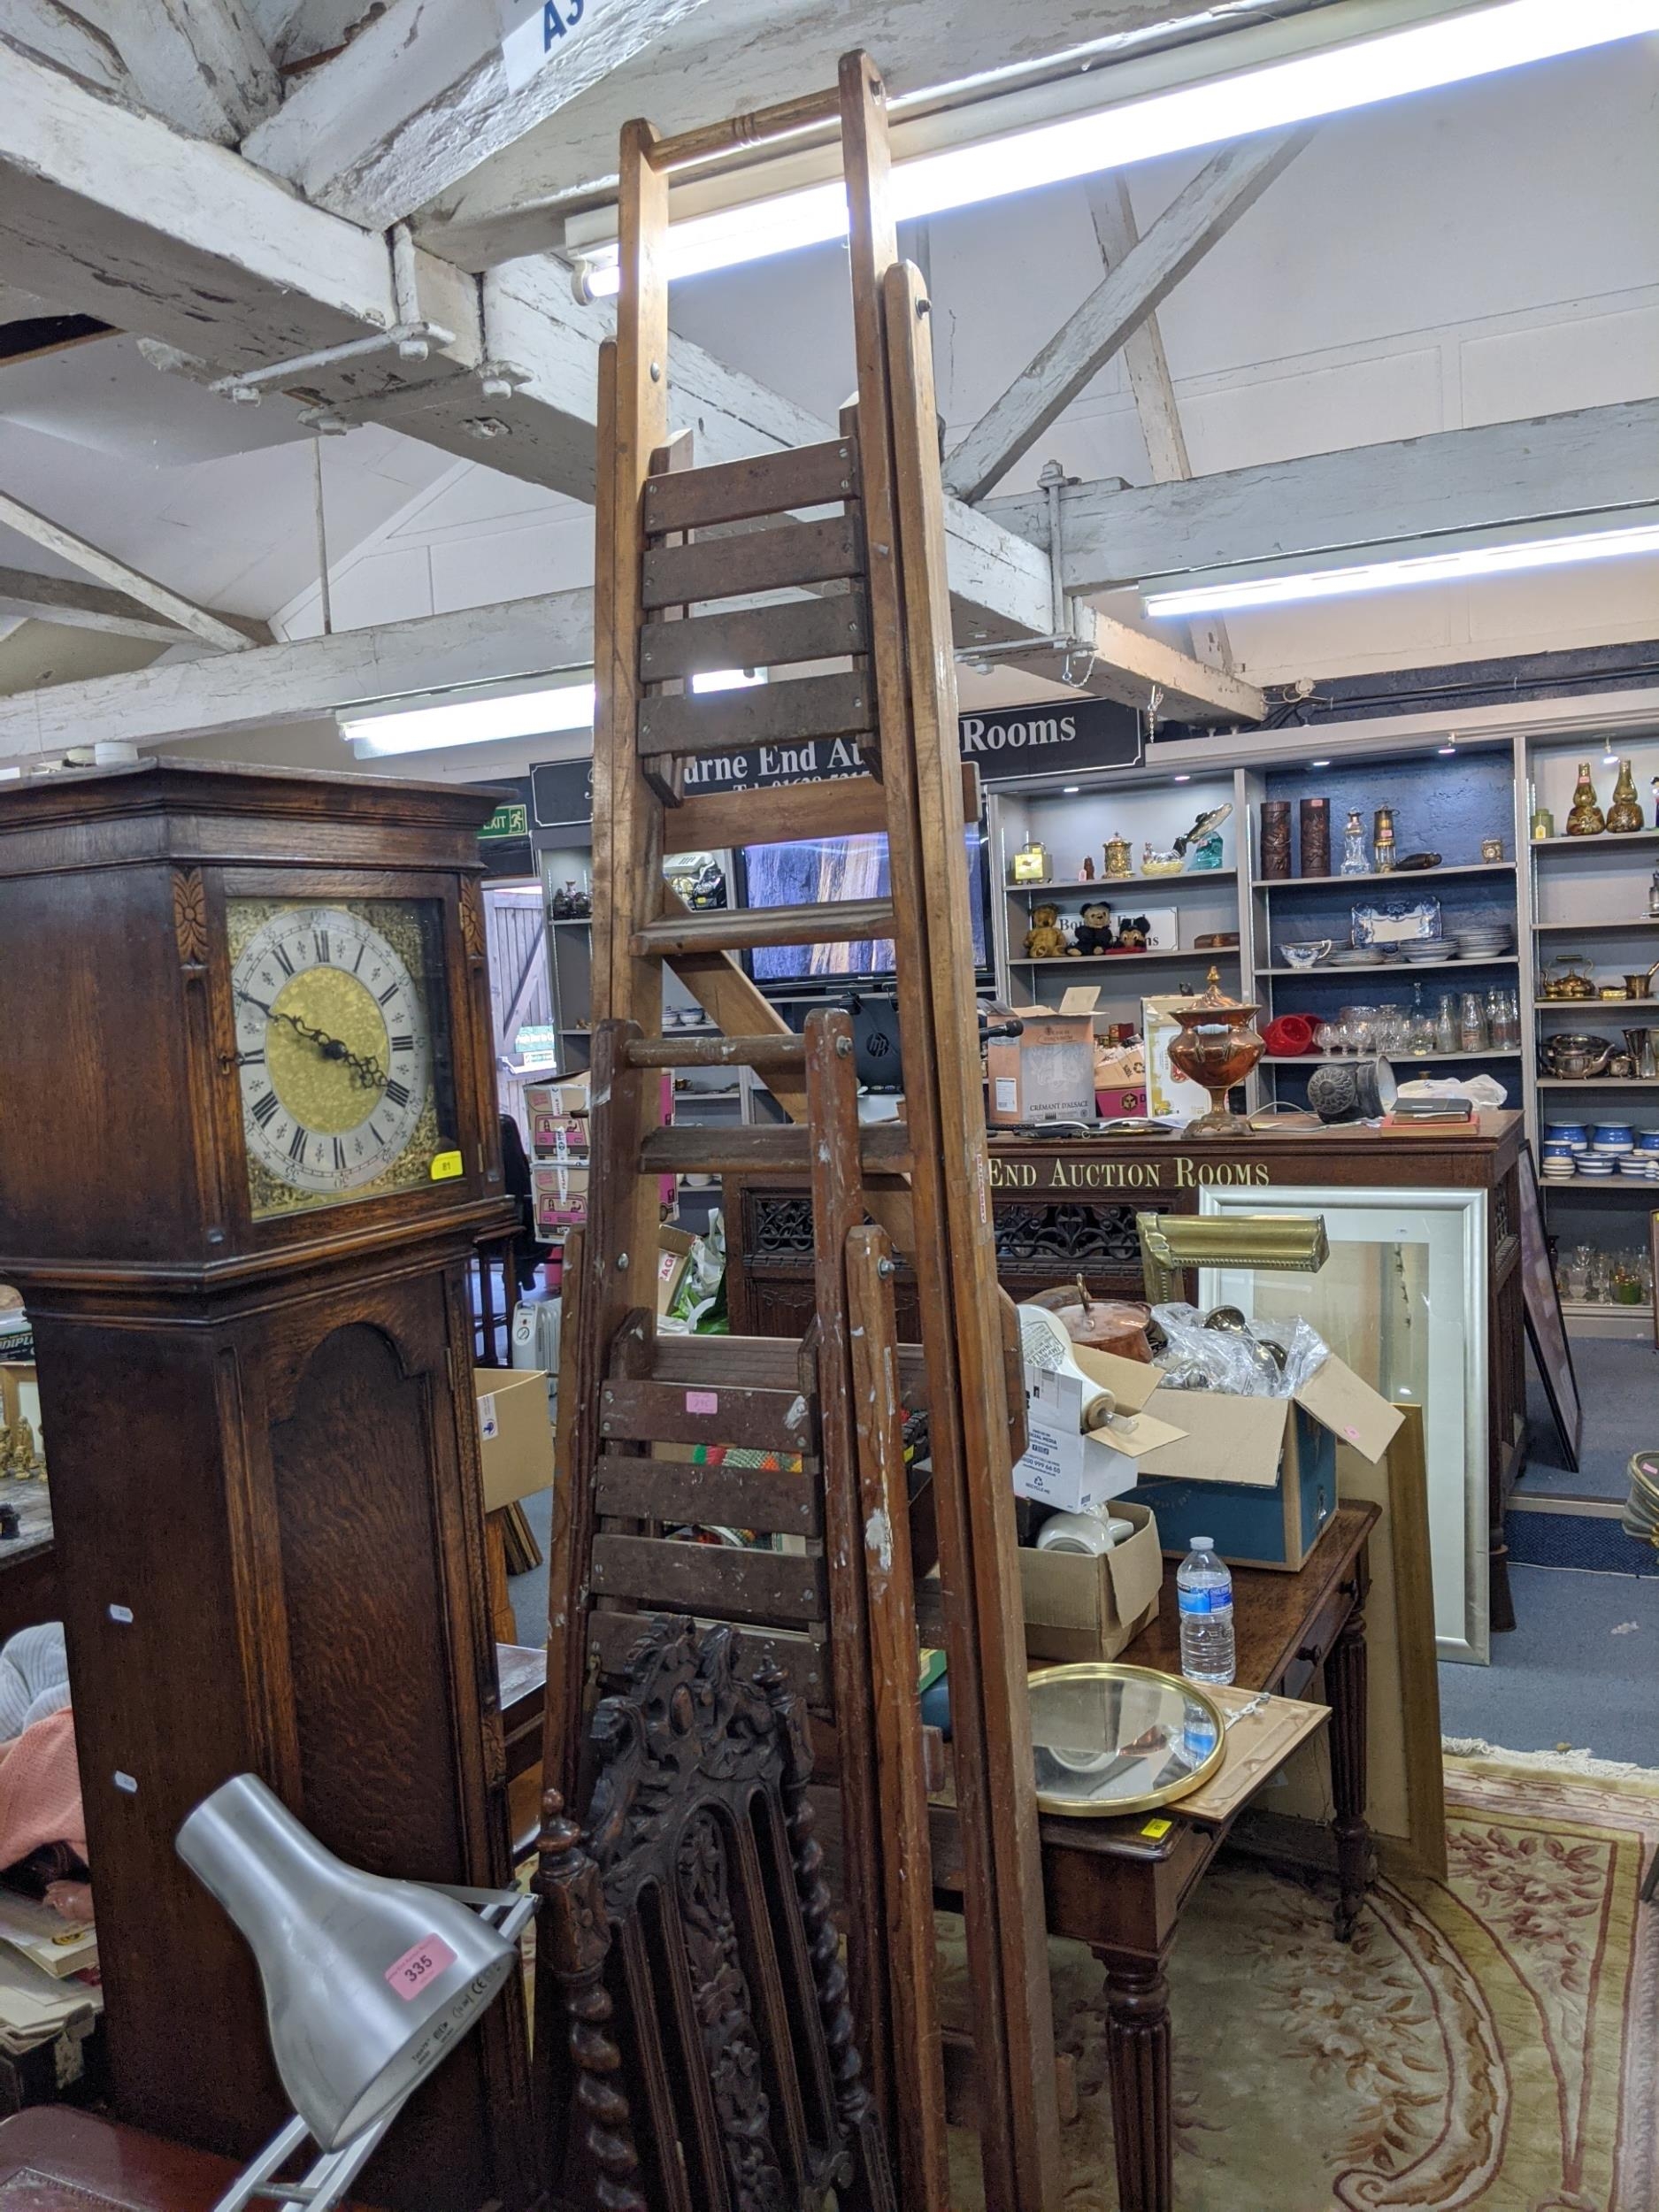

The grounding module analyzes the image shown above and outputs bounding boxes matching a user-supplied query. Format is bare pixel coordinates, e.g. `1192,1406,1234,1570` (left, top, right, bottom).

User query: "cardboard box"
657,1226,697,1315
532,1158,588,1233
1020,1500,1164,1663
524,1076,588,1120
1112,1350,1403,1571
1095,1085,1147,1118
987,990,1100,1125
1011,1337,1187,1515
473,1366,555,1511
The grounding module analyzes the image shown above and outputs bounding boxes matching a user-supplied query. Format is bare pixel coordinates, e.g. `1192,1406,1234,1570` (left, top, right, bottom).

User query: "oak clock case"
0,762,533,2212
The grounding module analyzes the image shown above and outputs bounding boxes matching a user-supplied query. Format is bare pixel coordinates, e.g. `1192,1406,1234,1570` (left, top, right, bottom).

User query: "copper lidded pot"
1166,967,1264,1135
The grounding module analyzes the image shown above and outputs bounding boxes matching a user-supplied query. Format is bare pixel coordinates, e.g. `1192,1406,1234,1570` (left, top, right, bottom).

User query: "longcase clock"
0,760,534,2212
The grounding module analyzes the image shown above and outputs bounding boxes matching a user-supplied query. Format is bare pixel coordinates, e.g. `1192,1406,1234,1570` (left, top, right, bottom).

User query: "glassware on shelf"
1340,810,1369,875
1563,1245,1592,1302
1436,994,1458,1053
1458,991,1488,1052
1314,1020,1340,1057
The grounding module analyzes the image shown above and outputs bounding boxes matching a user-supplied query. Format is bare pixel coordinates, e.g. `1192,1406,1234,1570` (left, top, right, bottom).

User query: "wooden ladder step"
640,595,869,687
664,764,981,853
588,1608,830,1712
650,1331,930,1409
638,670,873,759
623,1033,808,1071
633,896,895,957
642,436,857,535
595,1453,822,1536
598,1375,818,1455
590,1531,827,1625
638,1122,913,1178
641,513,863,610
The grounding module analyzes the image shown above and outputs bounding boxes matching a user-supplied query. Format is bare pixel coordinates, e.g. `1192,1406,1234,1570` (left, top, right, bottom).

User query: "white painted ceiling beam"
0,566,269,645
0,42,1255,720
983,398,1659,592
0,588,597,759
96,0,282,142
942,127,1310,503
0,2,134,100
242,0,716,230
0,493,263,653
413,0,1264,272
1084,174,1232,673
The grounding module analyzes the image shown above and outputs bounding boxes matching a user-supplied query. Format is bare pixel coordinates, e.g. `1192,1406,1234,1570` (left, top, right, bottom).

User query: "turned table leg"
1100,1958,1172,2212
1324,1602,1376,1942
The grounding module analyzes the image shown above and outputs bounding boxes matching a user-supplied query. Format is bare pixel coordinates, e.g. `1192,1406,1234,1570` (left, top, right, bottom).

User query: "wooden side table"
931,1502,1379,2212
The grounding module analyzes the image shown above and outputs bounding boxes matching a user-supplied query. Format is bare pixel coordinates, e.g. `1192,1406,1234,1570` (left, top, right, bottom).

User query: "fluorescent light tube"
580,0,1659,296
342,680,595,757
1142,520,1659,617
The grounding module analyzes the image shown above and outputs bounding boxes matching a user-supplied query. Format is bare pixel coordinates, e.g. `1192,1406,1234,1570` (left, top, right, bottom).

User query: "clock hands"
236,992,388,1092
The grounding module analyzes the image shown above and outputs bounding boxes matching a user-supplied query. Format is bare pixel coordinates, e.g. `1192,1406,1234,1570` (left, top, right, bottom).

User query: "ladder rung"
638,1122,913,1178
643,437,857,536
595,1452,822,1536
588,1609,830,1713
641,513,863,611
633,896,895,957
640,593,869,687
640,671,873,759
665,764,979,851
599,1375,818,1455
624,1033,808,1071
591,1532,827,1627
650,1331,932,1410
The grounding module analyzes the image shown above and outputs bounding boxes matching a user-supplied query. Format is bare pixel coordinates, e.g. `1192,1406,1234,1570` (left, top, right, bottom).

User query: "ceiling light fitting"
341,679,596,758
1144,519,1659,618
573,0,1659,296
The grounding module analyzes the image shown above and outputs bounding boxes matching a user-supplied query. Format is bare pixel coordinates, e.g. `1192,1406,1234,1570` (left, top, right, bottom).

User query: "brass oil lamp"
1166,968,1264,1135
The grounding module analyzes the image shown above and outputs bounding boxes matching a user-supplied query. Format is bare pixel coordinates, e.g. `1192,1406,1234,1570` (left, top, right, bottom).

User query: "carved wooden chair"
535,1617,897,2212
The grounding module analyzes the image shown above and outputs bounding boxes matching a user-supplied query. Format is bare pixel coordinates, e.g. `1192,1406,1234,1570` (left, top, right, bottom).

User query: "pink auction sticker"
686,1390,718,1415
386,1935,457,2001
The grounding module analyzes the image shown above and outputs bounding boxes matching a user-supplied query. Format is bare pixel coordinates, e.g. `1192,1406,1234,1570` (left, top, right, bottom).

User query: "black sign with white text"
524,695,1141,841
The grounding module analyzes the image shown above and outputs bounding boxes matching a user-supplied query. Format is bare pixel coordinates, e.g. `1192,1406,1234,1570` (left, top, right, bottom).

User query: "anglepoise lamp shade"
177,1775,523,2155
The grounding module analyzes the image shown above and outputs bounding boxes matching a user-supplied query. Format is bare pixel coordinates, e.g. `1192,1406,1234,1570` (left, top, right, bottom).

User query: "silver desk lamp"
177,1772,536,2212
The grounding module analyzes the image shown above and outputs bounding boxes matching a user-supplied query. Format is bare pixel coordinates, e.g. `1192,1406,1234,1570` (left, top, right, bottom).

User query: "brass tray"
1028,1662,1228,1818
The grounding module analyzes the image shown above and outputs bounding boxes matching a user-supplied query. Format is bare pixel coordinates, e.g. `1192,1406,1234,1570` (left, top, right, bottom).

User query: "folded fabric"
0,1709,84,1870
0,1625,69,1743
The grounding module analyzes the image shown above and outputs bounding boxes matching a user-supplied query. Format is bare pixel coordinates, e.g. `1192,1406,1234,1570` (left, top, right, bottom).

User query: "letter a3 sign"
496,0,589,88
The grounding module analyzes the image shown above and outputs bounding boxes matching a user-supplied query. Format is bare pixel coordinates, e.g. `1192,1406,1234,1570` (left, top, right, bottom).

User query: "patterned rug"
942,1752,1658,2211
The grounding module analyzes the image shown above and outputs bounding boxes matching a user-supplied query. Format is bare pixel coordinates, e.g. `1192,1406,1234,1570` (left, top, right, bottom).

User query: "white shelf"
549,915,594,926
1534,997,1659,1010
1006,871,1235,894
1263,1050,1522,1065
1534,917,1659,933
1541,1179,1659,1197
1257,955,1515,976
1537,1076,1659,1087
1533,827,1659,850
1251,860,1515,888
1010,948,1239,967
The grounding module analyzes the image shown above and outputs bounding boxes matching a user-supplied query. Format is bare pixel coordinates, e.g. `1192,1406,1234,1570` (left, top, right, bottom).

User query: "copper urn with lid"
1166,967,1264,1135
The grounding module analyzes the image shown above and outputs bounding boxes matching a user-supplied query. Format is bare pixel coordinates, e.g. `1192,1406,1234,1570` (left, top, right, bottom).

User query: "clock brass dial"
228,898,458,1218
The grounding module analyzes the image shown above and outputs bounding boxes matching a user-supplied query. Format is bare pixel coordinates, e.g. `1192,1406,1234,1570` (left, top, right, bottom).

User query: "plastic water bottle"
1177,1538,1235,1686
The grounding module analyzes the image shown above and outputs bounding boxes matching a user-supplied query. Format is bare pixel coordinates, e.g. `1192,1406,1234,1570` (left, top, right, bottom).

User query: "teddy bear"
1116,915,1152,949
1073,901,1115,955
1024,902,1068,959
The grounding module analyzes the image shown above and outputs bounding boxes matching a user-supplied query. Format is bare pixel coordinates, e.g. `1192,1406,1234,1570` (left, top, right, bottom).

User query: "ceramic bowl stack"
1451,924,1512,961
1633,1132,1659,1181
1541,1121,1587,1181
1329,944,1389,969
1398,938,1448,965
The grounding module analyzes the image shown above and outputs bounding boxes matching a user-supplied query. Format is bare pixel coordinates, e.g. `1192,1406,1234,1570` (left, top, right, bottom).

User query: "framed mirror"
1028,1663,1226,1817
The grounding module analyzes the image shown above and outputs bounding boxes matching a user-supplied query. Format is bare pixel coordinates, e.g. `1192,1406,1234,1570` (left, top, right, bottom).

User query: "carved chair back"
536,1618,895,2212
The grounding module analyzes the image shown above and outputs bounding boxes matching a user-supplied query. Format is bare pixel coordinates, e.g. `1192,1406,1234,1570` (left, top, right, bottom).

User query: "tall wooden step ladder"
541,50,1062,2212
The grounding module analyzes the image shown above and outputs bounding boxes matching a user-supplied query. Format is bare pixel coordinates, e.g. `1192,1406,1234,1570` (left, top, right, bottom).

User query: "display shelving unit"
980,687,1659,1339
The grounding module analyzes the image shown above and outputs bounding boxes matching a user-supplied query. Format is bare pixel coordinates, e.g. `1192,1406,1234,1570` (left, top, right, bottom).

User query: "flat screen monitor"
739,826,989,985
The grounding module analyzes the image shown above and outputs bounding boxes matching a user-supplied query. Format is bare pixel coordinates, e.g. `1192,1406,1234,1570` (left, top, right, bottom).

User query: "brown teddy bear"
1073,901,1114,955
1024,902,1067,959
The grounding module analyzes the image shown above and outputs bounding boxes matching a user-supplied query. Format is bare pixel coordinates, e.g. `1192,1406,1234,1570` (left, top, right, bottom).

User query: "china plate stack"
1451,926,1512,960
1398,939,1448,964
